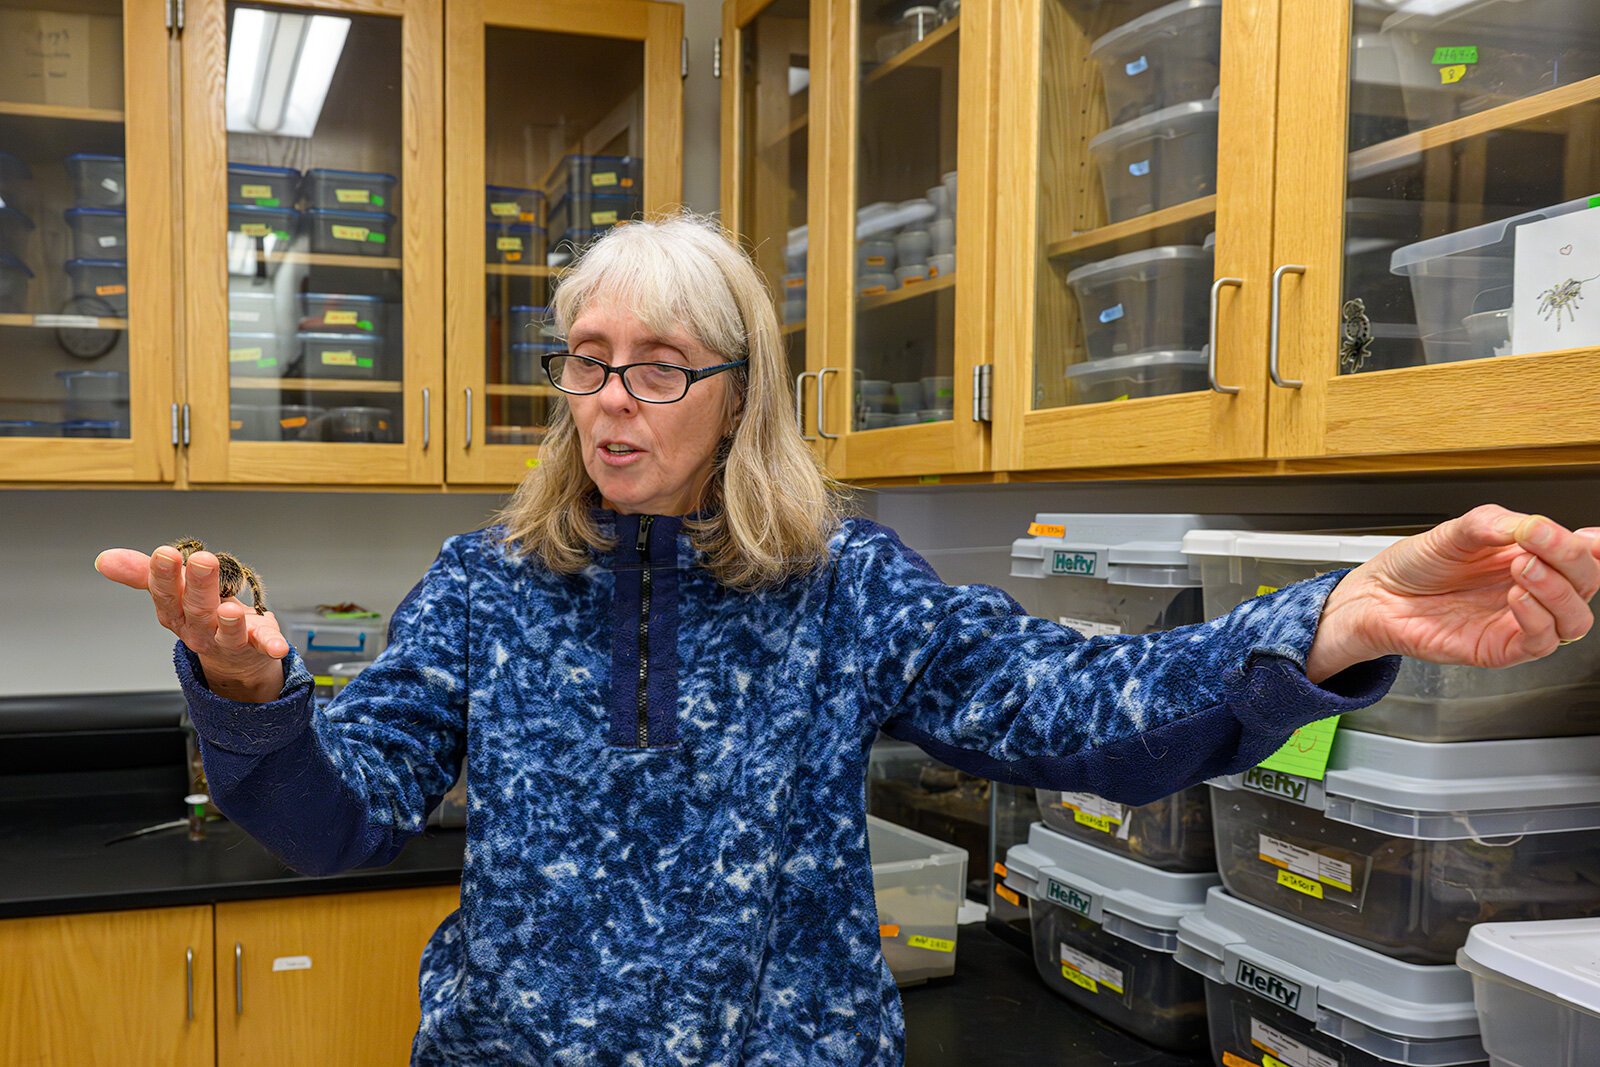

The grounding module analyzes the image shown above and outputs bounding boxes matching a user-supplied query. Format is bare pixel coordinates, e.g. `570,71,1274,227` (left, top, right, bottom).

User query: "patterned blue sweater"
178,513,1398,1065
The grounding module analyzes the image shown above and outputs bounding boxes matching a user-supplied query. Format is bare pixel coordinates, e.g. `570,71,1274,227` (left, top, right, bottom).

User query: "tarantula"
167,537,268,614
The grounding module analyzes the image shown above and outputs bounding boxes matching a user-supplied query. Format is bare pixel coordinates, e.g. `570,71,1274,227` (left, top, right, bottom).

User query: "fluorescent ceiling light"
788,67,810,96
226,8,351,138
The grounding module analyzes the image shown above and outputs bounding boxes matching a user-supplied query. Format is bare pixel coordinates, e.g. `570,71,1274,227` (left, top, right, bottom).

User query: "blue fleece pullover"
178,513,1398,1065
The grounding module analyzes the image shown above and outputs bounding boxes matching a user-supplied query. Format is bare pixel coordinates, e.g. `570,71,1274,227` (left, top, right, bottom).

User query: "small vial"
185,793,210,840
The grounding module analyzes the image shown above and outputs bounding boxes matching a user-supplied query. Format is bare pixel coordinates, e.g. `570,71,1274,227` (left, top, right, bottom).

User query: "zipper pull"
636,515,654,557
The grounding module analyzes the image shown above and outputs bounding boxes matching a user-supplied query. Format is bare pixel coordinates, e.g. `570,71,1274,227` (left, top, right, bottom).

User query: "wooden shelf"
486,263,558,277
760,111,809,152
1350,74,1600,178
0,101,124,123
1047,196,1218,259
264,252,403,270
864,18,959,87
781,322,806,336
231,378,404,393
857,271,956,312
0,312,127,330
486,384,560,397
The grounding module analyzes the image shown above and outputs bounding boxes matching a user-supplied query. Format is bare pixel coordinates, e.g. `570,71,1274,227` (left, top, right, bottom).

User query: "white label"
1057,791,1124,822
271,955,312,972
1059,617,1123,639
1259,834,1354,892
34,314,102,328
97,234,118,247
1098,303,1125,324
1250,1017,1340,1067
229,309,261,323
101,177,120,193
1060,944,1125,994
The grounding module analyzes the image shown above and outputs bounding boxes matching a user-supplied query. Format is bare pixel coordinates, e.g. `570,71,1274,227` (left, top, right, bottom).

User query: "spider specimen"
167,537,268,614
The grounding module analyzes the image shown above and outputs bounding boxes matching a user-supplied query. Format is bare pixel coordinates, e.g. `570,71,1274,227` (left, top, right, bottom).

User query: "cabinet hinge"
972,364,993,423
170,403,179,446
713,37,722,79
681,37,689,79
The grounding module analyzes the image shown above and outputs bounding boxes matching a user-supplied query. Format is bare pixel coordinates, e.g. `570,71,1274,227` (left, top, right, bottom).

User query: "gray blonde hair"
493,212,843,591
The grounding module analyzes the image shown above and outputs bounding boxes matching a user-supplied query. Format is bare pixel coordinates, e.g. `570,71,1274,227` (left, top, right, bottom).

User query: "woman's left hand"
1305,504,1600,684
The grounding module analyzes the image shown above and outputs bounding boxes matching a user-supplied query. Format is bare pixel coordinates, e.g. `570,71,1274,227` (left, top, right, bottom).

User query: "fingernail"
220,614,239,625
93,551,106,574
1524,557,1545,580
1518,515,1554,546
189,559,213,577
154,553,177,574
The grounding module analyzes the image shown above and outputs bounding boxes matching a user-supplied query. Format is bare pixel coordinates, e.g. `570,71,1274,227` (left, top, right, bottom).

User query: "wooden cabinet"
0,905,214,1065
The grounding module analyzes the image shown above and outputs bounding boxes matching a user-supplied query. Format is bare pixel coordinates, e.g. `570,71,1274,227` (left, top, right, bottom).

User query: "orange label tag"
1028,522,1066,538
280,416,309,429
879,924,900,939
1222,1053,1258,1067
96,284,127,296
995,884,1021,907
993,861,1008,878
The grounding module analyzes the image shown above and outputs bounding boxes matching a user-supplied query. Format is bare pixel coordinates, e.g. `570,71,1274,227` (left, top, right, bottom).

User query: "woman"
97,214,1600,1066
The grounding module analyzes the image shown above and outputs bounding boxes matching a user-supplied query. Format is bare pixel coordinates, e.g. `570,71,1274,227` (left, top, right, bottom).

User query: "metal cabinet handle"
1270,264,1307,389
186,946,194,1021
181,403,191,446
816,368,840,440
794,370,818,441
463,388,473,448
1208,277,1244,395
421,387,431,450
234,941,243,1015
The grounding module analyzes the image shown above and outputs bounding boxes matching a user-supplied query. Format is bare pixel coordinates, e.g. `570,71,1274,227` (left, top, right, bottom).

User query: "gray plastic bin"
1459,918,1600,1067
1066,244,1213,360
1090,0,1222,124
296,332,386,380
1067,349,1208,404
1088,97,1219,223
227,332,287,377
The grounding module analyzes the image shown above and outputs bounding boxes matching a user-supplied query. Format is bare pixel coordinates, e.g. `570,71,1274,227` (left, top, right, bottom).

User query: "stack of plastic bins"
545,154,641,244
1177,887,1487,1067
277,606,387,683
485,221,545,265
868,737,990,905
0,254,32,313
296,332,386,380
64,259,128,316
486,184,543,225
1089,0,1223,125
1004,822,1216,1052
64,154,126,208
1458,919,1600,1066
868,814,967,987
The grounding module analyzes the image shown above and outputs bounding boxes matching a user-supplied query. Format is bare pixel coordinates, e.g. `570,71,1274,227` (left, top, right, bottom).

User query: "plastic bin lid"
1210,729,1600,839
1003,822,1215,937
1089,0,1221,56
229,204,300,221
304,167,397,182
1088,95,1221,152
228,162,299,177
1459,919,1600,1014
297,330,385,344
1380,0,1600,34
65,257,128,270
1065,349,1207,379
227,330,278,341
1176,887,1484,1053
64,207,126,219
512,304,552,313
486,184,543,197
485,221,545,234
56,369,127,381
0,253,33,277
1390,196,1599,274
1181,528,1402,563
60,419,125,429
305,207,394,221
1064,243,1211,287
64,153,124,164
1010,512,1313,579
303,292,383,305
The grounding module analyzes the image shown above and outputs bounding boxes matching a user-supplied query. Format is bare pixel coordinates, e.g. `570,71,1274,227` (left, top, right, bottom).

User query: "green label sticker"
257,197,280,207
1257,715,1341,781
356,357,374,368
1431,45,1478,64
1589,195,1600,208
358,319,374,331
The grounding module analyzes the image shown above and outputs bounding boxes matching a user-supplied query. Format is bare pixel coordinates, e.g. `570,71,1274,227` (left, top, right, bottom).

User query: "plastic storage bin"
1177,887,1487,1067
1459,918,1600,1067
228,290,280,331
65,154,125,208
304,405,394,443
300,292,385,335
305,208,395,257
1183,529,1600,742
1090,0,1222,125
60,419,127,438
301,168,397,211
1035,787,1214,872
0,420,56,438
868,814,966,987
296,332,386,380
549,192,638,240
1381,0,1600,132
546,154,641,207
64,259,128,315
227,205,297,249
988,781,1037,952
549,227,606,265
278,606,388,680
230,403,324,441
486,222,545,265
1389,195,1594,364
64,208,127,259
1210,729,1600,964
1088,97,1219,223
1066,244,1212,360
56,369,128,422
868,737,990,904
227,331,287,376
510,304,555,342
227,163,299,208
507,341,561,385
486,184,543,224
1067,348,1207,404
1004,822,1215,1052
0,254,32,313
1345,197,1426,324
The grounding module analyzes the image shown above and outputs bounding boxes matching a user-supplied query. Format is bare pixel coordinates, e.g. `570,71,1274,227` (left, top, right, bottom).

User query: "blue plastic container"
302,168,397,211
65,153,126,208
228,162,300,208
65,207,127,259
64,258,128,315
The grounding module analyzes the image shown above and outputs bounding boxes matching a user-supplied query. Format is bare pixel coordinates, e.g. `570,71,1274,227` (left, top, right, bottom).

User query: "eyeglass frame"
539,351,749,404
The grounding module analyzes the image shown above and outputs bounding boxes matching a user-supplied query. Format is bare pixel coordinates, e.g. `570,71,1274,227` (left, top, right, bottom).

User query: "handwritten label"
1257,715,1340,780
331,224,371,242
1060,944,1124,994
325,310,358,326
229,347,263,362
591,171,618,187
240,223,271,237
497,236,524,251
271,955,312,972
95,283,126,296
1259,833,1354,893
1277,869,1324,899
1431,45,1478,65
907,935,955,953
1060,965,1100,993
1125,55,1148,77
879,924,900,938
1098,303,1125,324
1027,521,1065,538
490,201,519,217
240,183,272,199
1222,1054,1257,1067
335,188,371,204
1439,64,1467,85
591,210,619,225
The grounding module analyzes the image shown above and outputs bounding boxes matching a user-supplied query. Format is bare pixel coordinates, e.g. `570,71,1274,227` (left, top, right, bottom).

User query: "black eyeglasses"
541,352,748,404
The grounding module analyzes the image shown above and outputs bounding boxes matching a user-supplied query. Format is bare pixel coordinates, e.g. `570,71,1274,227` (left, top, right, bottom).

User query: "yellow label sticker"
1255,585,1280,597
281,415,309,429
917,475,941,485
1262,1056,1290,1067
1060,966,1099,993
525,457,541,468
591,210,619,225
321,350,358,366
907,935,955,953
1276,869,1325,899
96,284,127,296
1258,715,1342,781
490,201,519,217
240,223,271,236
1222,1054,1259,1067
331,224,371,242
1028,522,1066,538
1073,811,1119,835
228,347,263,362
1439,63,1468,85
995,884,1021,907
239,183,272,199
879,924,900,939
1111,393,1130,402
335,188,371,204
591,171,618,187
497,236,525,251
325,310,358,325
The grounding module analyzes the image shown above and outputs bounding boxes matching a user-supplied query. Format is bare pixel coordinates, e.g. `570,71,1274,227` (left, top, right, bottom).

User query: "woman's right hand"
95,546,288,703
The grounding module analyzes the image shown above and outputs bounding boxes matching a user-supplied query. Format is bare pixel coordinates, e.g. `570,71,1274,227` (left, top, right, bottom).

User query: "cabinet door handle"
186,946,194,1021
794,370,818,441
421,387,431,450
181,403,191,446
463,388,473,449
1270,264,1307,389
1208,277,1244,395
235,941,243,1015
816,368,840,440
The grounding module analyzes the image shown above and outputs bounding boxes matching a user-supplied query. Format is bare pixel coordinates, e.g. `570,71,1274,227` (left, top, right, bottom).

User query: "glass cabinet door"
991,0,1279,474
182,0,444,485
0,1,176,482
825,0,992,479
445,0,682,486
1273,0,1600,461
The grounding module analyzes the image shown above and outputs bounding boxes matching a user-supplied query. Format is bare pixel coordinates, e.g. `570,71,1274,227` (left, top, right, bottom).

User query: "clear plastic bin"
304,405,394,443
56,369,128,422
1088,97,1219,223
1066,244,1213,360
510,305,555,343
988,781,1037,952
227,331,287,376
1036,786,1214,872
1389,196,1594,364
1067,348,1207,404
1004,822,1215,1052
1179,886,1486,1067
0,253,32,313
65,153,125,208
0,205,35,259
1380,0,1600,133
300,292,385,335
1184,528,1600,742
64,258,128,316
1210,729,1600,964
296,332,386,380
486,221,546,265
869,814,967,987
507,341,560,386
1345,197,1426,324
229,289,280,331
549,192,639,240
278,606,388,680
546,154,641,207
305,208,395,257
230,403,324,441
1459,919,1600,1067
1090,0,1222,125
549,227,606,265
486,184,543,224
869,737,990,904
0,420,56,438
227,205,298,253
60,419,126,438
227,163,299,208
301,168,397,211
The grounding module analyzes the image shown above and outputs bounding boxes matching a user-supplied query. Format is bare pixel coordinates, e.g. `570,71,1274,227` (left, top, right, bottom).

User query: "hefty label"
1050,550,1098,577
1241,767,1311,804
1045,878,1094,917
1249,1017,1339,1067
1235,959,1302,1012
